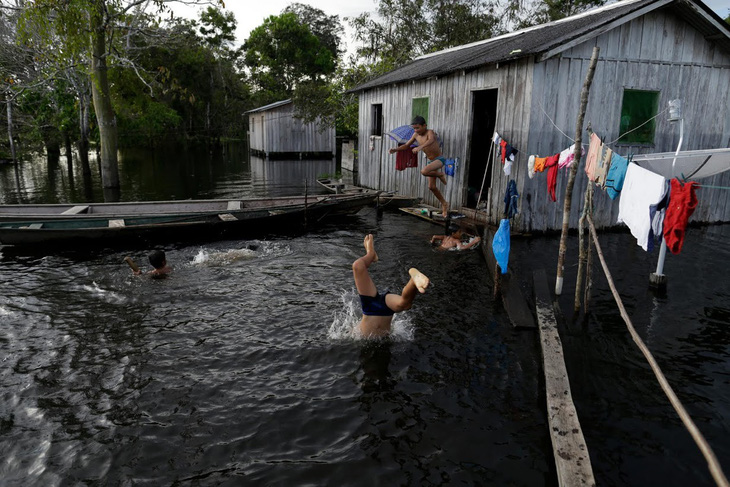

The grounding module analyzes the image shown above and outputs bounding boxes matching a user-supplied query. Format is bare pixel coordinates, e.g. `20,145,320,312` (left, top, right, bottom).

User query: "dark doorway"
466,89,498,208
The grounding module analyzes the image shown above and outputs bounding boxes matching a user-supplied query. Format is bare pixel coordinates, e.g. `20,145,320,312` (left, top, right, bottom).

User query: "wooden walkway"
533,268,595,486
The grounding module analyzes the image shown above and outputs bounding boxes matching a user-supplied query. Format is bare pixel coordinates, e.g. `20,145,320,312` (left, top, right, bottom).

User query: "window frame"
370,104,383,137
412,97,430,125
617,89,660,146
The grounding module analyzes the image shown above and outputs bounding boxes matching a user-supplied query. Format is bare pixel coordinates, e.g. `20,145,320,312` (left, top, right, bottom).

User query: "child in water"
431,224,481,251
353,234,430,337
125,250,172,277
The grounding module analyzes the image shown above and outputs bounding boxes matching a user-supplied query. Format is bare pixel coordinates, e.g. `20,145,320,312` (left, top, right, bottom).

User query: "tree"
244,11,337,103
17,0,222,192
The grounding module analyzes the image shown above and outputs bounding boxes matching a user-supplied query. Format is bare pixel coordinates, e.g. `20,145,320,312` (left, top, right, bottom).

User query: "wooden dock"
533,268,595,486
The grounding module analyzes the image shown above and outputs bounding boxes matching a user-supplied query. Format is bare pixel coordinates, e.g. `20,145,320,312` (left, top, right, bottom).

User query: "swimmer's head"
448,224,461,237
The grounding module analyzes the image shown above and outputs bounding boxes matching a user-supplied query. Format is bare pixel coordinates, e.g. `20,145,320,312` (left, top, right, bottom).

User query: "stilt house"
246,100,335,159
350,0,730,231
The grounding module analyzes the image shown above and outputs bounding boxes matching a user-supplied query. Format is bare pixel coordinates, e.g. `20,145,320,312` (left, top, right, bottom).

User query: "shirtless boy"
125,250,172,277
353,234,430,337
389,115,449,217
431,224,482,251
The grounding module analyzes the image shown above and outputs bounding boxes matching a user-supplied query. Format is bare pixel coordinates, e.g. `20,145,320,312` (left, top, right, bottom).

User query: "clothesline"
537,101,671,150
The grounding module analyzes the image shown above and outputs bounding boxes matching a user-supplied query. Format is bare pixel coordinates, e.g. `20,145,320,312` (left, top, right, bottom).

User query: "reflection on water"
0,212,549,485
0,144,336,204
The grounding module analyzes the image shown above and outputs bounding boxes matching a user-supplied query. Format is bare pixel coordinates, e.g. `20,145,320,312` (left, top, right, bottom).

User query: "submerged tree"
17,0,223,192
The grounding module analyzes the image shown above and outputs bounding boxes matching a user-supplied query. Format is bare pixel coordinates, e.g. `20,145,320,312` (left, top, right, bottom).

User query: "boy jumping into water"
389,116,449,217
353,234,430,337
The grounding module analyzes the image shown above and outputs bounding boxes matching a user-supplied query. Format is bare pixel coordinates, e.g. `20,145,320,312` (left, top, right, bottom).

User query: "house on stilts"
246,99,335,160
349,0,730,232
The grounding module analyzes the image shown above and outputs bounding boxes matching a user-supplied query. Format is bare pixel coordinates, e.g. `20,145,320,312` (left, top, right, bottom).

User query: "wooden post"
555,46,600,296
574,174,595,311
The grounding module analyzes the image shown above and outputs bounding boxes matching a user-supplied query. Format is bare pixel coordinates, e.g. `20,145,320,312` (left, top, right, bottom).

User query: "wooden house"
350,0,730,231
246,100,335,160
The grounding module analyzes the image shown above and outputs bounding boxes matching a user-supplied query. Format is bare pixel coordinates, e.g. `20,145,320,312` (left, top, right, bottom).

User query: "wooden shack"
350,0,730,232
246,100,335,160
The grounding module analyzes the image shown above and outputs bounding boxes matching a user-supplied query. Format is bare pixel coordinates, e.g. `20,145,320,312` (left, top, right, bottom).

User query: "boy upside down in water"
353,234,430,337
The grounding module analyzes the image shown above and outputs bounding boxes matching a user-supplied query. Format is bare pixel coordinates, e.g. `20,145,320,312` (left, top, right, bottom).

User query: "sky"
171,0,729,53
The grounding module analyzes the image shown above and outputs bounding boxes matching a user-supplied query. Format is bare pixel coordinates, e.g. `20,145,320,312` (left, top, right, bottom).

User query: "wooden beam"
61,205,89,215
533,268,595,486
108,219,125,228
538,0,673,62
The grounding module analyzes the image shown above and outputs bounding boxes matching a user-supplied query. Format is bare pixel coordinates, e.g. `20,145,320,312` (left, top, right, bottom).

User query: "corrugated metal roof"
245,99,292,114
350,0,730,93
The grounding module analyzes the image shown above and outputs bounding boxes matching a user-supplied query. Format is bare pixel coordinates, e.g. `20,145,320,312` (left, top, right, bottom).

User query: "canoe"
316,178,421,209
0,193,375,247
0,193,371,222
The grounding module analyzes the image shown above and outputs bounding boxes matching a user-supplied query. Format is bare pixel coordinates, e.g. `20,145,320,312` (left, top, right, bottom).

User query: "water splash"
81,282,126,304
327,289,415,342
191,247,257,266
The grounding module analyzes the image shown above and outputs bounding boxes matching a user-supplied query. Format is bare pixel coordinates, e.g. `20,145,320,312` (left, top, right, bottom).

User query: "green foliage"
244,11,337,102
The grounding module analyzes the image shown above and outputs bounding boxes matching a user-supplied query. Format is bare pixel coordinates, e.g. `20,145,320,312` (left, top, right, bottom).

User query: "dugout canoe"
0,193,373,222
0,193,375,247
316,178,421,209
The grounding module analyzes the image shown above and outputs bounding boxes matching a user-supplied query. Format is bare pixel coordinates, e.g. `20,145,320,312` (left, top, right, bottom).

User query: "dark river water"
0,146,728,485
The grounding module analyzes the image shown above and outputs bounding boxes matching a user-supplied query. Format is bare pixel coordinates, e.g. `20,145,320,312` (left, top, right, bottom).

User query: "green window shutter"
412,97,430,124
618,89,659,144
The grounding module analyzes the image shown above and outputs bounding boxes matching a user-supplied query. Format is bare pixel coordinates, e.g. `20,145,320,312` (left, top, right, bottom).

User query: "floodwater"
0,146,728,485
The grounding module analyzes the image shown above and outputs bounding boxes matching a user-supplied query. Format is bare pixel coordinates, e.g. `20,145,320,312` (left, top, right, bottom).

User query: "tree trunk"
555,46,599,295
89,3,120,190
77,91,92,177
6,93,17,163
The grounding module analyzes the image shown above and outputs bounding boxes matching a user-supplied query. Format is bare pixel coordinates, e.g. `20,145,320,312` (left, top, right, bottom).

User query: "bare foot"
363,234,379,262
441,202,449,218
408,268,430,293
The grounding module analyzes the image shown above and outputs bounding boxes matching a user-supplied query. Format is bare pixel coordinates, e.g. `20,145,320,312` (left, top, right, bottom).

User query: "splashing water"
327,289,415,342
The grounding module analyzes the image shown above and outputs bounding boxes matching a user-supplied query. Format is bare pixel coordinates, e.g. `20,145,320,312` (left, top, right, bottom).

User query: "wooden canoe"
0,193,372,222
316,178,421,209
0,193,375,247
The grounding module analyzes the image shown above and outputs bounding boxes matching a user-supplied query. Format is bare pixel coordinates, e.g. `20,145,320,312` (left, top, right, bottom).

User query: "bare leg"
353,234,378,296
421,159,447,185
427,177,449,217
385,268,430,312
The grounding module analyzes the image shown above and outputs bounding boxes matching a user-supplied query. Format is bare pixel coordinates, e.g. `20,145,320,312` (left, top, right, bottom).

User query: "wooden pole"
574,178,593,311
555,46,600,295
586,215,729,487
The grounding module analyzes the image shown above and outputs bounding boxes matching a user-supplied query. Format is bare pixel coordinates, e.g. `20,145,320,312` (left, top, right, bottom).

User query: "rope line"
606,107,669,145
538,101,576,143
585,215,730,487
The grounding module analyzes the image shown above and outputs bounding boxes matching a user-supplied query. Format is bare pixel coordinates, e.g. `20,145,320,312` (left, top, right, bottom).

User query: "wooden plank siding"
357,7,730,231
248,103,334,156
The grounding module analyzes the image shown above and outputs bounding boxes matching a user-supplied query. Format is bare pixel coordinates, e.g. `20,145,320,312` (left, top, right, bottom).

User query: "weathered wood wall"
358,58,534,214
358,7,730,231
248,104,335,155
522,7,730,232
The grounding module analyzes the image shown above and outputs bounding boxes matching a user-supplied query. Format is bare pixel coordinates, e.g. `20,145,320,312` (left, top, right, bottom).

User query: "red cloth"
395,150,418,170
500,139,507,164
663,179,699,254
545,154,560,202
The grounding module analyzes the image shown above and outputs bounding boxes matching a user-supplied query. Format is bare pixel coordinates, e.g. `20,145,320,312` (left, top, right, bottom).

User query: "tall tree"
17,0,222,192
244,11,337,103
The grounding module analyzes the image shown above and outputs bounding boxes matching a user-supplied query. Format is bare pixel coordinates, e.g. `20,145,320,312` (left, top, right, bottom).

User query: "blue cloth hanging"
492,218,511,274
444,158,457,177
503,179,519,218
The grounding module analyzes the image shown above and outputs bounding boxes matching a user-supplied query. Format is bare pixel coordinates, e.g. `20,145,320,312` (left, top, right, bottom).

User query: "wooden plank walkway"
533,268,595,486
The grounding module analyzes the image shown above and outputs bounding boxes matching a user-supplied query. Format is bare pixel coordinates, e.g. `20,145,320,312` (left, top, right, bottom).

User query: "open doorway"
466,89,498,208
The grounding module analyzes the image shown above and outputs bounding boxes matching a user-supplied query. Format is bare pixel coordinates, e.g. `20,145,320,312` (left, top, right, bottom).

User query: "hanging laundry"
500,139,508,164
617,163,667,251
606,153,629,199
545,154,560,202
584,133,602,182
557,144,584,169
528,155,536,179
503,179,519,218
395,149,418,170
663,179,699,254
443,158,458,177
533,156,548,173
647,180,670,252
492,218,511,274
595,144,613,187
492,132,501,146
